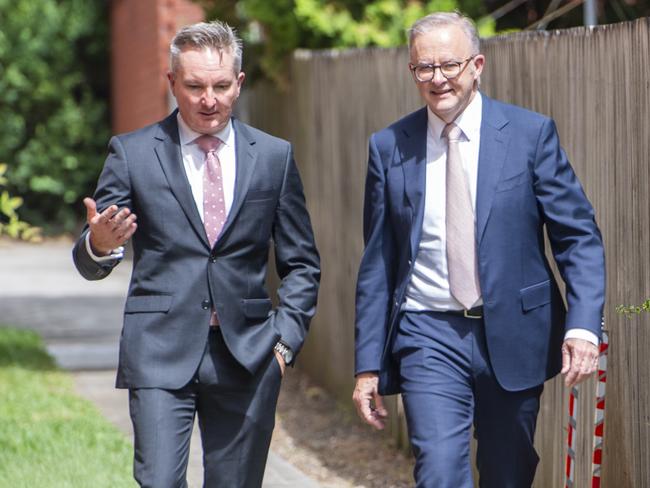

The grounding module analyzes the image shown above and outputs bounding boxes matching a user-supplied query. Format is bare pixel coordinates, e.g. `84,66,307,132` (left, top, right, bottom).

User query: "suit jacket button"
209,256,217,263
201,299,210,310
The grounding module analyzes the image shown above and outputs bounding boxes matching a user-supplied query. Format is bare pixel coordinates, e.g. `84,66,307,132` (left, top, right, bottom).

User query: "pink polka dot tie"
196,135,226,247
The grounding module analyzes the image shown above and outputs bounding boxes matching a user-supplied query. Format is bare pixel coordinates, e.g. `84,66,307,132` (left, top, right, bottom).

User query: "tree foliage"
195,0,496,84
0,0,110,233
0,164,41,242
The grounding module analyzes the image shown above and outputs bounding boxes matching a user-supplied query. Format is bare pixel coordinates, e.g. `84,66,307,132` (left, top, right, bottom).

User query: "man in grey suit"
73,21,320,488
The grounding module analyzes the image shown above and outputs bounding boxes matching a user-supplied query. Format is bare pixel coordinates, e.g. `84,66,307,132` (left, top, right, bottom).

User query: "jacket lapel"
154,112,210,248
399,108,428,260
476,95,510,244
216,118,258,243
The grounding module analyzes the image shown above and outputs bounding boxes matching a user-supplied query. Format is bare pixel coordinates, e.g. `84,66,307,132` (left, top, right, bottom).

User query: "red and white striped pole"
591,330,609,488
565,385,579,488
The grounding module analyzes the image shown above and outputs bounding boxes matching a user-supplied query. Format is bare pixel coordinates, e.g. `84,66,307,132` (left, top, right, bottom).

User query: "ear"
472,54,485,78
167,71,176,95
237,71,245,88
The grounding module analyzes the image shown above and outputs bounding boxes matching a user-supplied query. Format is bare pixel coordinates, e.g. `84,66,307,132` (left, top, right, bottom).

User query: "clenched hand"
561,338,599,388
352,372,388,430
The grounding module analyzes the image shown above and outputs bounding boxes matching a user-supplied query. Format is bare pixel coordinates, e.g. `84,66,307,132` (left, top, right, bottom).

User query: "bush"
0,163,41,242
0,0,110,234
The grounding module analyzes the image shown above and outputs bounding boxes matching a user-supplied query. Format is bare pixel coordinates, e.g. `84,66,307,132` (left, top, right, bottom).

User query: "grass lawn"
0,327,135,487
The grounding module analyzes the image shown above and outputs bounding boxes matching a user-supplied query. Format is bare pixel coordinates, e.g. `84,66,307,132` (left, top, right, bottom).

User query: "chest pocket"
495,170,529,192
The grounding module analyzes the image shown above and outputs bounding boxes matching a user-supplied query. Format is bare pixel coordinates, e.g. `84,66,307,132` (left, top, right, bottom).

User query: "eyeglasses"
409,55,477,82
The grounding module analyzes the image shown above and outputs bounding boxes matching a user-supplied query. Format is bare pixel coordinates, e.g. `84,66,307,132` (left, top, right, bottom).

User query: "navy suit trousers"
394,311,543,488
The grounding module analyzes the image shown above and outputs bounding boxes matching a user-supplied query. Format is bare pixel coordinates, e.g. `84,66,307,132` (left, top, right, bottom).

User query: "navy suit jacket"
74,112,320,389
355,94,605,395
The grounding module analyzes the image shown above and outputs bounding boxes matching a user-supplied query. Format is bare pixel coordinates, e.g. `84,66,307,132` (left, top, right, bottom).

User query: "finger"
373,392,388,418
116,222,138,244
123,222,138,242
564,359,580,387
84,198,98,223
561,344,571,374
98,205,119,225
114,214,137,239
109,207,131,226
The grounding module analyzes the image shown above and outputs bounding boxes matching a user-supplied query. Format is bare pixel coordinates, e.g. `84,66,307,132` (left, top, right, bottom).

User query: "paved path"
0,238,322,488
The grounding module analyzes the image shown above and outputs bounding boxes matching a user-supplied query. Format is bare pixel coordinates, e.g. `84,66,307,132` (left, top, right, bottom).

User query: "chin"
429,102,458,120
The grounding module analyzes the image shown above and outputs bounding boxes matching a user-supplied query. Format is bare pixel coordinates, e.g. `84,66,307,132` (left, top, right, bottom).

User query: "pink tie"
443,123,481,310
196,135,226,247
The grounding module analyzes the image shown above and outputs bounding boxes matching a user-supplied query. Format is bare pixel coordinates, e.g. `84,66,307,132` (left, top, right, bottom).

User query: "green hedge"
0,0,110,233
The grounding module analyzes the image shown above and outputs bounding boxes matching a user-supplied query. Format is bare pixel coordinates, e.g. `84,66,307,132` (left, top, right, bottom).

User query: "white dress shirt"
402,93,597,345
404,93,482,312
177,114,236,221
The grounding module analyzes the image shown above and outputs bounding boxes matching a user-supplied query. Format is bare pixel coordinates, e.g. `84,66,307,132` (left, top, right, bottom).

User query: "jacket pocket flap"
520,280,551,312
246,189,275,201
241,298,273,318
496,170,528,192
125,295,173,313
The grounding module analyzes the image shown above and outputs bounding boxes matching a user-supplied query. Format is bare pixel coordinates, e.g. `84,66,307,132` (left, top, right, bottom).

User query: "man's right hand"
352,372,388,430
84,197,138,256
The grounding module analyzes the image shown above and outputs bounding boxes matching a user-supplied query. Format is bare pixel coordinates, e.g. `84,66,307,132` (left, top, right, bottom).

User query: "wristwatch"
274,341,294,365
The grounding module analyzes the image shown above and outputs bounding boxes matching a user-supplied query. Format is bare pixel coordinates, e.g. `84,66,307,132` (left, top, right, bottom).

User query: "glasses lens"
415,65,434,81
441,62,461,78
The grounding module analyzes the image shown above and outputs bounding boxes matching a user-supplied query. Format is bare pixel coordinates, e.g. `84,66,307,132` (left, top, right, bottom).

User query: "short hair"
408,12,480,55
170,21,243,74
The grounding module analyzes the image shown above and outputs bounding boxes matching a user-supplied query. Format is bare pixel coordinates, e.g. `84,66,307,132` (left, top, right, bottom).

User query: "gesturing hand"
352,372,388,430
561,338,599,388
84,197,138,256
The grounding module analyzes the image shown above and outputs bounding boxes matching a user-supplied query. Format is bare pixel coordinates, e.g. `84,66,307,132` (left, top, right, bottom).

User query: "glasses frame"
409,55,477,83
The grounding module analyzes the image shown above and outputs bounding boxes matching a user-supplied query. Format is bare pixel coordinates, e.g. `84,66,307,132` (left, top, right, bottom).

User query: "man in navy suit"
352,12,605,487
73,21,320,487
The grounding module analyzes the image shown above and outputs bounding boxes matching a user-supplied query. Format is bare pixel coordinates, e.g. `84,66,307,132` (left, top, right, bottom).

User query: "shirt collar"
177,113,234,148
427,91,483,142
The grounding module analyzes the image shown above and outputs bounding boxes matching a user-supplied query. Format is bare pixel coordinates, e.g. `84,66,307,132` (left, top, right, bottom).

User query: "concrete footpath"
0,238,322,488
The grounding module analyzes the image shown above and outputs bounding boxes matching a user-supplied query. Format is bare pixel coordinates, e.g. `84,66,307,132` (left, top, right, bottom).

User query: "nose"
431,67,447,84
201,88,217,107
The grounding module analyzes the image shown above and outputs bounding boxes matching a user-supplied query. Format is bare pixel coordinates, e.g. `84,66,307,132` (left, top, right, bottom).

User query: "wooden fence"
241,17,650,487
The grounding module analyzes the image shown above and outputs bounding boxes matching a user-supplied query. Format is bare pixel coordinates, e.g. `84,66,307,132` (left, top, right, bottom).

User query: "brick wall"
110,0,204,134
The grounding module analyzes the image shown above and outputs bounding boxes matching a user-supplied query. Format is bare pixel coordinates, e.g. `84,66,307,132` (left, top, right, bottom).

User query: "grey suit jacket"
73,111,320,389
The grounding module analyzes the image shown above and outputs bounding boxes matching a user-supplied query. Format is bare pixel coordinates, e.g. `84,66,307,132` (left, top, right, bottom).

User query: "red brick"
110,0,204,134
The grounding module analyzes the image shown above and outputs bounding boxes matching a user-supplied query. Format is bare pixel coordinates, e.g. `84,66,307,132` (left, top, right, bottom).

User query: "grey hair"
408,12,480,54
170,21,243,73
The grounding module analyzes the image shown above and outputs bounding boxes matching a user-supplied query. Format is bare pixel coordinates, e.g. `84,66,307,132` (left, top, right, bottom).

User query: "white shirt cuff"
85,232,124,262
564,328,599,346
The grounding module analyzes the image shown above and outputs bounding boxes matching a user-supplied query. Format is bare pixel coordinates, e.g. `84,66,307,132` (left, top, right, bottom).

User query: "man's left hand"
561,338,599,388
273,350,286,377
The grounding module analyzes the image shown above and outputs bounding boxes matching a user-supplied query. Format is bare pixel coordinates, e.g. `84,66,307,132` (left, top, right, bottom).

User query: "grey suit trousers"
129,328,283,488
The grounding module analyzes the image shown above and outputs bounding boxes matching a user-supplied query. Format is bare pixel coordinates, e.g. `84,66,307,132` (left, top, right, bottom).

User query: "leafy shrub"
0,163,41,242
616,299,650,318
0,0,110,233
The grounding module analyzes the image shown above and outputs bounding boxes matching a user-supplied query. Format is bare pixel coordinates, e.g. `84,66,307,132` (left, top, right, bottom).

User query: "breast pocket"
496,170,529,193
245,189,276,202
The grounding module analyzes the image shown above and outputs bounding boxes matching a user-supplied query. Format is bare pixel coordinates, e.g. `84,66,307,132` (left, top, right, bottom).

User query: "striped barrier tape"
565,385,579,488
591,330,609,488
565,329,609,488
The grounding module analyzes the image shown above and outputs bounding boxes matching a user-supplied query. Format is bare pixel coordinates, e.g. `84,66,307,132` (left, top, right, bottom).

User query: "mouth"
199,110,218,117
430,88,453,96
